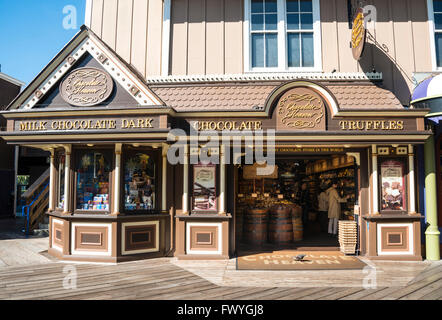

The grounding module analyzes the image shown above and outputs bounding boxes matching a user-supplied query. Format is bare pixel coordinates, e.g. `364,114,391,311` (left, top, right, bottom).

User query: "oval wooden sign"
351,7,366,61
60,67,113,107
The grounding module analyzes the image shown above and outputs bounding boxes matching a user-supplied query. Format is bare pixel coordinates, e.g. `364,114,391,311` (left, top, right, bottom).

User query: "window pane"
300,13,313,30
287,33,300,67
265,0,277,13
266,33,278,67
434,0,442,13
300,0,312,12
251,0,264,13
251,14,264,31
301,33,314,67
287,13,300,30
265,13,277,30
435,33,442,67
76,152,111,211
286,0,299,12
252,33,265,67
124,153,156,211
436,13,442,30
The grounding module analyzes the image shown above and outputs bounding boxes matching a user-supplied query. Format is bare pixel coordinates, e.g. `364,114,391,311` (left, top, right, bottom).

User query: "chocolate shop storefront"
0,28,431,263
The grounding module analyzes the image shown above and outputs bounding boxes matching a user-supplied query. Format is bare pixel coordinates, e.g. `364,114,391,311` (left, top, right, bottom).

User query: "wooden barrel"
268,205,293,244
243,208,268,245
291,205,303,242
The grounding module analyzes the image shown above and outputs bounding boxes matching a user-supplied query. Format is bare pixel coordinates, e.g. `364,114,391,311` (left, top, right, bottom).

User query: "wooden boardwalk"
0,257,441,300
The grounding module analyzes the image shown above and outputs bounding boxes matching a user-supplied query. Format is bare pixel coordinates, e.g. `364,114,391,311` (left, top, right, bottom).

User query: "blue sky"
0,0,86,85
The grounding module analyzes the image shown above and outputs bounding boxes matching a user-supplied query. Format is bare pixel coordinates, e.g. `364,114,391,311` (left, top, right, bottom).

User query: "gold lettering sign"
193,121,262,131
60,68,114,106
339,120,405,131
17,118,154,132
351,8,366,61
276,87,326,131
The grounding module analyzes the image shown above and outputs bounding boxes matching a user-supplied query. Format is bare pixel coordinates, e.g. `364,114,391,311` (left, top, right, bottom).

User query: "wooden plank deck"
0,258,440,300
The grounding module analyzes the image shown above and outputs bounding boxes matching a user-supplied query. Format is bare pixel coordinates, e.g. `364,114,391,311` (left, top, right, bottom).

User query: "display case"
123,151,157,212
74,149,112,213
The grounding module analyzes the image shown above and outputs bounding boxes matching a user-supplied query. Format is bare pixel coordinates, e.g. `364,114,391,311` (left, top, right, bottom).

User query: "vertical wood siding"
89,0,432,105
89,0,164,78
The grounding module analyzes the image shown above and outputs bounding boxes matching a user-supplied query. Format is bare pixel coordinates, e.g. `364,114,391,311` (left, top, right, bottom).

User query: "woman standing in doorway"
326,180,349,236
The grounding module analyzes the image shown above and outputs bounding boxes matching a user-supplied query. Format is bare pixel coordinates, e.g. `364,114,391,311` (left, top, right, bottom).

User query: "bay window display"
124,152,156,212
192,163,217,212
380,158,407,212
56,152,65,209
75,151,111,212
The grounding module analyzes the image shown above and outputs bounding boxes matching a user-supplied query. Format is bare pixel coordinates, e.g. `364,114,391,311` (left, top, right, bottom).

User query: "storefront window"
380,159,406,212
124,152,156,212
76,151,111,211
57,153,65,209
192,163,217,212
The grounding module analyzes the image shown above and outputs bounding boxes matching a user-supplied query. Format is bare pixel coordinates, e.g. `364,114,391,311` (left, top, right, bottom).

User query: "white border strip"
85,0,93,28
51,218,64,252
161,0,171,77
186,222,223,255
121,221,160,255
377,223,414,256
71,222,113,256
146,72,382,84
428,0,439,71
0,72,25,87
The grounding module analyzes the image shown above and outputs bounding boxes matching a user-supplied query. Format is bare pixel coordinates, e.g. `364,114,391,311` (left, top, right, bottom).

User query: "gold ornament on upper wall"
276,86,326,131
60,67,114,107
351,7,366,61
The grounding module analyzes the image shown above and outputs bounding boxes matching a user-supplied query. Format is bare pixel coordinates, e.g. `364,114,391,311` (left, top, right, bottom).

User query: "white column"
408,144,416,214
372,145,379,215
162,144,169,212
219,144,226,215
113,143,122,215
183,144,189,214
48,148,55,212
63,145,71,214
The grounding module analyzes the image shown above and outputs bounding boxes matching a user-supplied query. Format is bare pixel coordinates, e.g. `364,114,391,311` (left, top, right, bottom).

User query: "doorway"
235,154,358,254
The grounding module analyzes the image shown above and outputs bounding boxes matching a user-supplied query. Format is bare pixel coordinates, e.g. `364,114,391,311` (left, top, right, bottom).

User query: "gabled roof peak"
7,25,164,110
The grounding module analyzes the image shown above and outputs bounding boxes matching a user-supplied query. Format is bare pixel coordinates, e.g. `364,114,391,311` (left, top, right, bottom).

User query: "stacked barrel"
242,204,303,245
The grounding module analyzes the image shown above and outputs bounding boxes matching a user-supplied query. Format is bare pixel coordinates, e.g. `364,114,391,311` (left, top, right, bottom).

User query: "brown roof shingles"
149,81,404,112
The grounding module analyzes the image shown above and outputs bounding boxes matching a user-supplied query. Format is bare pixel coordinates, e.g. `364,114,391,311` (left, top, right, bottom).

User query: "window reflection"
76,152,111,211
124,153,156,212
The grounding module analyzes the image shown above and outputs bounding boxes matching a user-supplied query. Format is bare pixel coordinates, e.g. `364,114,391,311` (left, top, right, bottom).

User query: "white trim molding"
84,0,93,28
161,0,171,77
121,221,160,255
71,222,113,257
428,0,439,71
0,72,25,87
51,218,64,252
186,222,223,255
146,72,382,84
20,34,163,110
377,223,414,256
243,0,322,73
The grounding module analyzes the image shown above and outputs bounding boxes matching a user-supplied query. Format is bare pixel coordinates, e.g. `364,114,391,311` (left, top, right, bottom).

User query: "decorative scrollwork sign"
276,87,326,131
60,67,113,107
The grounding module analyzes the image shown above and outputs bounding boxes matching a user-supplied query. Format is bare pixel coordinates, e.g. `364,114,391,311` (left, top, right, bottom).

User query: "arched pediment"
264,80,340,131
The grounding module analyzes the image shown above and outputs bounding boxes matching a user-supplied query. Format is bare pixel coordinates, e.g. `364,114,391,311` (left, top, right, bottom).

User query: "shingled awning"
150,81,404,112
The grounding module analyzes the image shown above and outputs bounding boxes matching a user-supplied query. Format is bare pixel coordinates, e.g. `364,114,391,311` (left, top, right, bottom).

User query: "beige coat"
326,187,347,219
